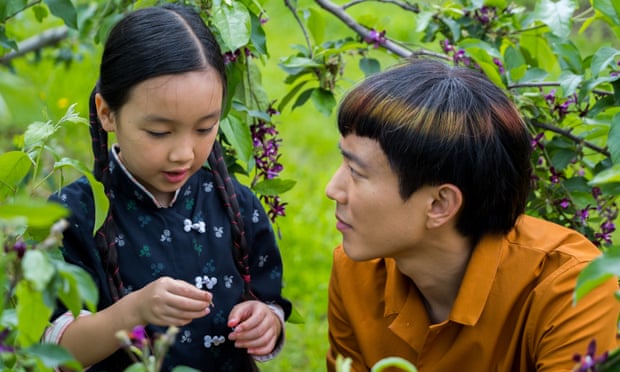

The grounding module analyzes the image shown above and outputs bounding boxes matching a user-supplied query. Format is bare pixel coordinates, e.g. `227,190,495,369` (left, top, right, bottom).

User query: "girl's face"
96,69,223,206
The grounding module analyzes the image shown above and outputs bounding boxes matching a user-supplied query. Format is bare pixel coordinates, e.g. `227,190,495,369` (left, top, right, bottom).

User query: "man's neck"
394,231,473,324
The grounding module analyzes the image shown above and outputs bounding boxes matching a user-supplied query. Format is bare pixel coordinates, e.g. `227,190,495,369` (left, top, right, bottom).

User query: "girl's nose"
169,136,195,163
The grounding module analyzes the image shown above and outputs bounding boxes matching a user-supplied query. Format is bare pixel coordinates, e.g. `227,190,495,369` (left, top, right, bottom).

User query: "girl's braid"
208,141,256,301
89,85,124,302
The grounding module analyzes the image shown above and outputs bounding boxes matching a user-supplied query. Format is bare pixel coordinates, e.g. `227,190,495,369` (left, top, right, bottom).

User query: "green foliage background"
2,0,620,370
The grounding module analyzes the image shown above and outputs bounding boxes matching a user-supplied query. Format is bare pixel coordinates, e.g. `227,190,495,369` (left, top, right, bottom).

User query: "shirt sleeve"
238,183,292,319
326,247,366,372
252,303,286,362
529,258,620,371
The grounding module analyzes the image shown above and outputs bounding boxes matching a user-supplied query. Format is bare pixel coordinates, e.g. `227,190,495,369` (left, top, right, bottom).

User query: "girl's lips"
163,170,188,183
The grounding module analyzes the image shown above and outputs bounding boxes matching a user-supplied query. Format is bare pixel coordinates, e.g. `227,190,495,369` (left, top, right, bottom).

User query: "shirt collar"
108,145,181,209
383,232,504,327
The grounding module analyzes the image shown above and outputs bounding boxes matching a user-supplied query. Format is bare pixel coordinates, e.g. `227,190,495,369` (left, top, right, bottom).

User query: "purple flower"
531,133,545,150
493,57,504,74
129,325,147,349
364,29,386,48
573,339,609,371
559,198,570,209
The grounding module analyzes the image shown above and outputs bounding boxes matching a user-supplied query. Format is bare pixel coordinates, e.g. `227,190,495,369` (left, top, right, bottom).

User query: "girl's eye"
197,127,214,135
146,131,168,138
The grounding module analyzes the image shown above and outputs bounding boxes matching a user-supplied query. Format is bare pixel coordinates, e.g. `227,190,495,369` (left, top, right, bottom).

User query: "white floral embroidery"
184,219,206,233
224,275,233,288
203,335,225,348
160,229,171,242
180,330,192,343
203,182,214,192
184,186,192,197
195,275,218,290
214,226,224,238
252,209,260,223
114,234,125,247
258,255,268,268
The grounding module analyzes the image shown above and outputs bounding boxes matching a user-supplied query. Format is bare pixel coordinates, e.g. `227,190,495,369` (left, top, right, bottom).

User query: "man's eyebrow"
338,143,369,169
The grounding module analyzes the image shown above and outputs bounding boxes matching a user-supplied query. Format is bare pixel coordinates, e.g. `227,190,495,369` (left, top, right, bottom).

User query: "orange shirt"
327,215,619,372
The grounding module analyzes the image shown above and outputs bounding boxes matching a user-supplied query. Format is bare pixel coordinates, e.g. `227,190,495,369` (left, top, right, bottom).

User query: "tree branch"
314,0,436,58
0,26,68,65
342,0,420,12
530,119,610,157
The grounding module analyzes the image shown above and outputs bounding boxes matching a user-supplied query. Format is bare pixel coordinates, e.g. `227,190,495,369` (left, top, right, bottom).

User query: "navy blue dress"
49,149,291,371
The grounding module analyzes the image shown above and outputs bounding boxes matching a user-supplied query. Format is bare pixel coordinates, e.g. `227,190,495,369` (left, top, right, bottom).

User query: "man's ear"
426,184,463,229
95,93,116,132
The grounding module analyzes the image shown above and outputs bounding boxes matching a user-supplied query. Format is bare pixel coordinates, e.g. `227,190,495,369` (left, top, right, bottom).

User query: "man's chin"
342,242,374,262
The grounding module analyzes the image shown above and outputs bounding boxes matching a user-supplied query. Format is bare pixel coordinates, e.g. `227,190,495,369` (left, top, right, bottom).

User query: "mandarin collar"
107,145,182,209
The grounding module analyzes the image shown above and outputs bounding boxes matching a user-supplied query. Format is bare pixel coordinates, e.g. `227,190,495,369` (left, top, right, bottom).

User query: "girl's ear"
95,93,116,133
426,184,463,229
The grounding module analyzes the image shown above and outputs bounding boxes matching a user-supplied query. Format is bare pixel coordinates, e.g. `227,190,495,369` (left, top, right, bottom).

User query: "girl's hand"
134,276,212,326
227,300,282,356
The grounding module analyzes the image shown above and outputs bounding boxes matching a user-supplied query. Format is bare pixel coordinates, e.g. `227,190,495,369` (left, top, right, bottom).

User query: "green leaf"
23,250,55,292
249,13,267,56
15,281,53,346
219,115,254,166
307,7,326,45
532,0,576,38
593,0,620,26
55,260,98,314
311,88,336,117
371,357,418,372
171,367,201,372
253,178,296,195
610,113,620,164
23,121,56,152
549,38,583,74
32,4,49,22
0,200,68,229
212,1,251,52
589,163,620,185
292,88,314,111
286,305,305,324
43,0,77,29
558,70,583,97
24,343,82,370
53,158,109,235
591,46,620,77
277,81,308,112
359,58,380,77
278,56,323,75
0,151,32,200
575,246,620,303
0,26,18,50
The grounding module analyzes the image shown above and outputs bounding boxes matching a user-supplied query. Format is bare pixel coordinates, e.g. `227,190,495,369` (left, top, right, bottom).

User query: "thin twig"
342,0,420,12
530,119,610,157
0,26,68,65
315,0,428,58
283,0,314,58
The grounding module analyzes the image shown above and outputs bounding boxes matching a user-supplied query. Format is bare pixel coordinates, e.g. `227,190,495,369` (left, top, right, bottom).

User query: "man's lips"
335,214,352,231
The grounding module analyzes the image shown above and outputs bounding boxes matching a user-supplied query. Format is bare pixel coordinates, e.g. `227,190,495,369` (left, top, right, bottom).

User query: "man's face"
325,134,435,261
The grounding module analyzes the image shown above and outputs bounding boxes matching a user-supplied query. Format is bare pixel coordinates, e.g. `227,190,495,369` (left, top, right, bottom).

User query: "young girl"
46,4,291,371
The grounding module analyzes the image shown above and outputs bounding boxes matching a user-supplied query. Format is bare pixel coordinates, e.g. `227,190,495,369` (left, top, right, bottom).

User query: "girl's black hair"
89,4,254,302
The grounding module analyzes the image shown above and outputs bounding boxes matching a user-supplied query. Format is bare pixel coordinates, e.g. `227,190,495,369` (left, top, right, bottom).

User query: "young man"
325,58,619,371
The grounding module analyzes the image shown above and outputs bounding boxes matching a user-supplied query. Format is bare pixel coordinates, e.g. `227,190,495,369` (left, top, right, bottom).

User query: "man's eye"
349,166,361,177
